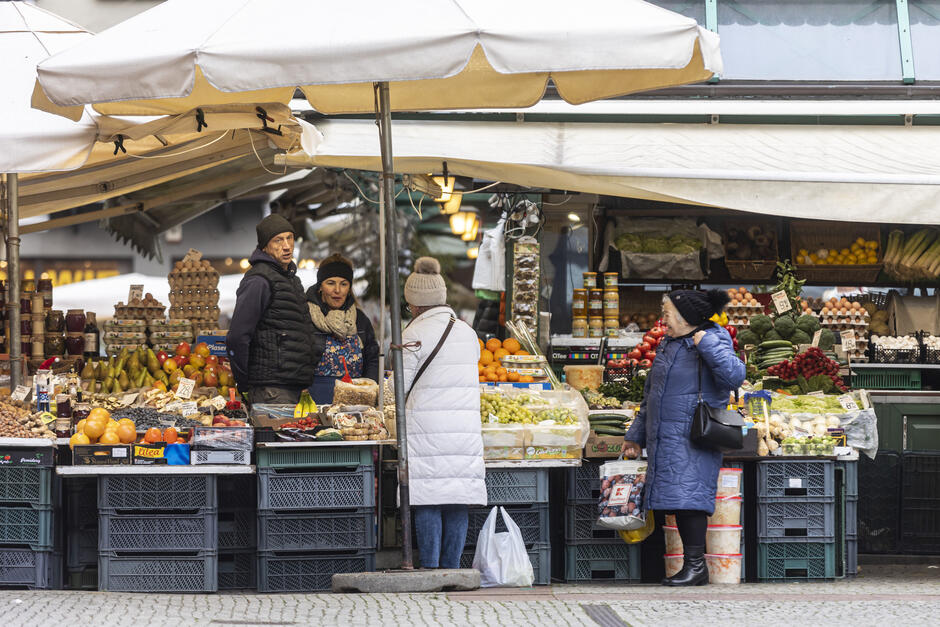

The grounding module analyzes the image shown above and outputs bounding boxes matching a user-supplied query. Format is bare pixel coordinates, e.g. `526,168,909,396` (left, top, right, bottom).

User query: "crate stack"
899,453,939,555
0,459,59,589
256,446,376,592
217,475,257,590
564,461,640,583
97,475,218,592
857,452,900,554
756,460,838,581
837,460,859,576
63,478,97,589
458,468,550,584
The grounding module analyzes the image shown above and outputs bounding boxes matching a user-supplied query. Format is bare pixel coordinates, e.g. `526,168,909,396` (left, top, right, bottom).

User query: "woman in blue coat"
624,289,745,586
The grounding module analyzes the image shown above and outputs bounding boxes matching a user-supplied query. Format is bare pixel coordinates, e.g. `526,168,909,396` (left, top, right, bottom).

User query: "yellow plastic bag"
619,510,655,544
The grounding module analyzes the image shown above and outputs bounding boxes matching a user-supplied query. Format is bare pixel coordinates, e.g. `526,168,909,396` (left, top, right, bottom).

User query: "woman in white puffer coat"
401,257,487,569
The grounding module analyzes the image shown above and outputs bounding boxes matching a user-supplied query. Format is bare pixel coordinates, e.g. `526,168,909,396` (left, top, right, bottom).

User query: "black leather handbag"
690,354,744,450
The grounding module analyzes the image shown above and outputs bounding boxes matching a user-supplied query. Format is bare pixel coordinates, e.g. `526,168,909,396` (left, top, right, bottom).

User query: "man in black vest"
226,214,315,405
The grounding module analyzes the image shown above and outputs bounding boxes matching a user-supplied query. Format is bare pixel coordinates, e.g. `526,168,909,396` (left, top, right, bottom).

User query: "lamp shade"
440,191,462,214
461,214,480,241
431,175,454,202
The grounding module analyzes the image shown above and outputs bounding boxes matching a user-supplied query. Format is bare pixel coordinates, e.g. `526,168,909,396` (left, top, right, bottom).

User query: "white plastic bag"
472,506,534,587
596,459,649,531
472,216,507,291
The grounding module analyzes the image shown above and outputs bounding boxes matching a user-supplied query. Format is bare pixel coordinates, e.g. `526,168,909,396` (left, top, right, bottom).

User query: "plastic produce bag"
618,510,655,544
596,459,649,530
472,214,507,291
472,506,535,588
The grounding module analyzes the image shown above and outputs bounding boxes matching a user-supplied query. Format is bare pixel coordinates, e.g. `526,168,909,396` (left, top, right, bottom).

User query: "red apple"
206,355,220,366
162,357,178,374
203,371,219,387
156,350,169,365
175,355,189,368
175,342,191,357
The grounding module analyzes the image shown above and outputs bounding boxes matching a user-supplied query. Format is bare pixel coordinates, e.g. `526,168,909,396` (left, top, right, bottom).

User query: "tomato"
639,359,653,369
646,350,657,361
637,342,651,353
627,349,643,361
650,327,666,338
626,358,639,367
642,334,655,346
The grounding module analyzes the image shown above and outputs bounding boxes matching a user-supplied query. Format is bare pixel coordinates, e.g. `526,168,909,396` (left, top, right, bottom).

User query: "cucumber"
592,426,626,436
589,420,627,428
759,340,793,350
589,413,632,421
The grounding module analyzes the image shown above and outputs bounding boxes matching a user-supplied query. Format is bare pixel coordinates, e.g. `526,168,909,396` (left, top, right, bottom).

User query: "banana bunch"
294,390,317,418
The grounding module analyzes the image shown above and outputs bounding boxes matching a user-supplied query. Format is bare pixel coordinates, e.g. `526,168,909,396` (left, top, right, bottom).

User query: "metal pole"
375,81,414,570
5,174,22,389
377,164,387,410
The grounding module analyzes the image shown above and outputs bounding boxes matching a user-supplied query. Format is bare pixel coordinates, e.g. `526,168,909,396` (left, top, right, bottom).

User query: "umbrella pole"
375,82,414,570
3,174,22,389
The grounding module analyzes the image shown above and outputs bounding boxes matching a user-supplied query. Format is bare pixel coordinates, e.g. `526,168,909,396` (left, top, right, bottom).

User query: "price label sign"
771,290,792,314
164,401,183,414
208,395,227,411
179,401,199,416
176,377,196,399
838,394,859,412
807,390,825,397
11,385,31,402
840,330,856,352
488,413,499,424
128,284,143,303
812,330,823,347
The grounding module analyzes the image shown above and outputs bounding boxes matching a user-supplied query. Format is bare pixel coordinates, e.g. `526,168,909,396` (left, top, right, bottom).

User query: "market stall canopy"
32,0,721,117
286,118,940,226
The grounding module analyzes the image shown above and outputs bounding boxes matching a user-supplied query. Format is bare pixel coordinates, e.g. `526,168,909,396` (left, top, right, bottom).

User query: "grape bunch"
480,393,535,424
535,407,578,425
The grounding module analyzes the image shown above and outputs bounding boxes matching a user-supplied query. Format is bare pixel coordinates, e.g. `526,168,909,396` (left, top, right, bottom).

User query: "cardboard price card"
176,377,196,399
208,395,227,411
840,330,856,352
771,290,792,314
128,284,144,302
812,330,823,347
11,385,31,402
179,401,199,416
838,394,859,412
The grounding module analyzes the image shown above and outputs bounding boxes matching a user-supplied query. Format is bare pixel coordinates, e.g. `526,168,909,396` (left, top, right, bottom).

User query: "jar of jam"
38,279,53,310
583,272,598,289
20,318,32,336
65,333,84,356
604,317,620,338
572,316,588,338
572,289,587,317
588,317,605,338
22,278,35,294
604,272,619,289
72,403,91,425
55,394,72,438
603,289,620,317
65,309,86,334
588,289,604,315
21,335,31,356
45,310,65,333
44,334,65,356
20,296,31,315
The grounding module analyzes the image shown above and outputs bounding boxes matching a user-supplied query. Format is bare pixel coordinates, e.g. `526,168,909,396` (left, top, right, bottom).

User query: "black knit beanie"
317,259,354,285
667,289,731,326
256,213,295,249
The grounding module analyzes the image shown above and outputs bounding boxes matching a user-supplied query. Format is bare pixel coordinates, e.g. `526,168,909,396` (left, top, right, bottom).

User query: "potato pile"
0,400,56,439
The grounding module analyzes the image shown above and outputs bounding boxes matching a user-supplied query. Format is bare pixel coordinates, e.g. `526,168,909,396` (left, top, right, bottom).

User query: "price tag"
838,394,859,412
121,393,139,407
807,391,825,397
208,395,227,411
771,290,792,314
176,377,196,399
164,401,183,414
111,447,127,458
812,330,822,347
40,412,56,425
11,385,31,401
721,474,739,489
788,477,803,489
840,330,856,352
833,446,853,457
128,284,143,302
179,401,198,416
528,384,544,390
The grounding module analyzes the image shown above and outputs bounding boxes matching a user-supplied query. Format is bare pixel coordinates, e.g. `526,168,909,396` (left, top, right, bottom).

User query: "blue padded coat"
623,323,746,515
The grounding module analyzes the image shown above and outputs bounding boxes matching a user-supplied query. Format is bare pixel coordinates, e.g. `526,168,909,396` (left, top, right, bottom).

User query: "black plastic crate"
98,475,216,511
257,550,375,592
858,452,900,554
64,478,97,530
757,541,836,581
218,475,256,512
566,460,603,504
258,508,375,552
485,468,550,505
0,548,56,589
65,526,97,569
846,534,858,577
872,346,920,364
901,453,940,554
465,504,549,548
845,497,858,538
99,551,218,592
218,550,256,590
258,466,374,511
460,542,550,585
98,511,217,553
564,503,619,541
758,460,835,500
66,565,97,590
758,499,836,540
218,510,256,551
564,541,641,582
0,467,54,506
0,505,54,551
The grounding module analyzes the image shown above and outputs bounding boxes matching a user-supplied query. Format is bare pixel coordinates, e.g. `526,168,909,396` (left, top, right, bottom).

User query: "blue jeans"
414,505,469,569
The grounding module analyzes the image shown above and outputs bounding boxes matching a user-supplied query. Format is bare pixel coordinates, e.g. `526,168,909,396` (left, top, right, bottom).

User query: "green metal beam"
705,0,719,84
897,0,916,84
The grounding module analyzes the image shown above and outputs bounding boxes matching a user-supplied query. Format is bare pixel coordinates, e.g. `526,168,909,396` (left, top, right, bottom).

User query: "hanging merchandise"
472,212,507,292
510,237,540,330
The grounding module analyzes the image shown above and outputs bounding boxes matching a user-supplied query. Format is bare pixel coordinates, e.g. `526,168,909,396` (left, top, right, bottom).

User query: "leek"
900,229,937,270
883,230,905,267
912,239,940,275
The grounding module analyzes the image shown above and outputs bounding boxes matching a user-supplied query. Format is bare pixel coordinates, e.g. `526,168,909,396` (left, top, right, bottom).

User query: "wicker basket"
725,221,779,281
790,221,883,283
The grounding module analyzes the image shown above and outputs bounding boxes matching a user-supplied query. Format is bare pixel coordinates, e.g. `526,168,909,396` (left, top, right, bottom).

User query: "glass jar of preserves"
20,296,31,315
44,333,65,356
37,279,53,310
604,317,620,338
21,335,31,356
603,272,619,289
572,289,587,318
583,272,598,289
65,309,86,334
72,403,91,424
603,289,620,317
20,318,32,336
588,289,604,315
65,333,84,356
588,317,605,338
45,310,65,333
572,316,588,338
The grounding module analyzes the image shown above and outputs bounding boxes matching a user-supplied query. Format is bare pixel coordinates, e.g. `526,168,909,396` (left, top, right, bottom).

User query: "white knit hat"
404,257,447,306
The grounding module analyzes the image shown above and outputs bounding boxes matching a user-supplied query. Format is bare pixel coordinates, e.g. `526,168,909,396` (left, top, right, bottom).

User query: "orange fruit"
68,432,90,449
118,418,135,428
507,372,521,382
515,350,530,356
115,423,137,444
163,427,178,444
176,437,187,444
144,427,163,444
502,338,521,354
485,371,499,382
83,416,108,439
520,375,535,383
88,407,111,423
98,431,121,445
485,338,502,353
496,367,508,376
494,348,510,361
479,338,485,351
479,349,494,366
498,374,508,382
75,419,87,433
478,363,485,374
479,375,487,383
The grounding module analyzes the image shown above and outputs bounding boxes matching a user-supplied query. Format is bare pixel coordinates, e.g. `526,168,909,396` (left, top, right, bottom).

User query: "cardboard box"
584,433,626,458
73,445,131,465
524,445,580,460
0,446,55,467
132,442,168,464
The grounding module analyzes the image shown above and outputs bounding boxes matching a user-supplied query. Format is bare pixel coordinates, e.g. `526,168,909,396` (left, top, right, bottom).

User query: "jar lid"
572,315,587,320
583,271,597,275
67,309,84,314
573,288,586,293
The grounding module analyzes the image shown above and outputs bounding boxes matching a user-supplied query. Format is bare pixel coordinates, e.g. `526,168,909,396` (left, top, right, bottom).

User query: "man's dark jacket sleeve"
226,275,271,389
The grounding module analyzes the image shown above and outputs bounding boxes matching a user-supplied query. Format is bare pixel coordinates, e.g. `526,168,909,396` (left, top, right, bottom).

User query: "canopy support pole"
375,82,413,570
3,174,22,389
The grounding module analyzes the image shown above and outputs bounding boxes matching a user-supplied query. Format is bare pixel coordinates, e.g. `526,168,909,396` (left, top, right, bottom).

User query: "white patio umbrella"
33,0,722,569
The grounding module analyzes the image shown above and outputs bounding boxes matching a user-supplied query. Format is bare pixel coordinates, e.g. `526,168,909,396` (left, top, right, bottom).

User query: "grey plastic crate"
758,499,836,540
757,541,836,581
219,510,256,551
98,511,217,553
258,466,374,511
466,504,549,548
566,460,602,503
67,565,97,590
218,550,256,590
485,468,550,505
564,541,641,582
218,475,256,512
258,508,375,552
0,505,54,550
461,542,550,585
99,551,218,592
838,460,858,499
0,548,55,589
0,467,54,506
845,534,857,577
257,446,373,470
258,550,375,592
564,503,619,541
845,496,858,538
66,526,97,569
758,460,835,500
98,475,216,511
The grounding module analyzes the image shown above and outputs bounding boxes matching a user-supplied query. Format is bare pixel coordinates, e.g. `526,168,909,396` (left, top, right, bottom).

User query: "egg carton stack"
816,298,869,362
148,319,195,354
725,288,765,328
102,318,148,356
168,250,221,329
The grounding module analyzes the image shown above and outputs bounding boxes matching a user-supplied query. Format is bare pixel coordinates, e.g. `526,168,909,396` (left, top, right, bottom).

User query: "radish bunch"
767,347,847,393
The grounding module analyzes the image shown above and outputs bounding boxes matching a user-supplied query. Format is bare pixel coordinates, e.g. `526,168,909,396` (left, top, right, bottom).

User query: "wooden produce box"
584,433,626,459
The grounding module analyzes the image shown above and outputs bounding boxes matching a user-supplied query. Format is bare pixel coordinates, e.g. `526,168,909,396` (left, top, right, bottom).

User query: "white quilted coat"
401,306,487,506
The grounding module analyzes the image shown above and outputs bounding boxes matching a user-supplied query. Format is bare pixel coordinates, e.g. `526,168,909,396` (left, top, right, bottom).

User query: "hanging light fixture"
440,191,462,215
461,214,480,241
449,210,469,236
467,246,479,259
431,161,454,202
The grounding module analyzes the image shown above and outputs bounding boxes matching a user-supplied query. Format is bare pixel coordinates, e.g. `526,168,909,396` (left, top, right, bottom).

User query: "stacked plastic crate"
837,460,859,576
97,475,218,592
458,468,550,584
256,446,376,592
63,478,97,589
217,475,257,590
900,453,940,555
0,459,58,589
756,460,837,581
564,460,640,583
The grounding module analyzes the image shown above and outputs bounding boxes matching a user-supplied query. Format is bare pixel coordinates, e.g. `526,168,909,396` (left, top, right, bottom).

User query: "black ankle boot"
663,547,708,586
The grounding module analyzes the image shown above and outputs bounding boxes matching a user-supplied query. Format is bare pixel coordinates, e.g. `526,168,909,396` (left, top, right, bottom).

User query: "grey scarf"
308,301,358,338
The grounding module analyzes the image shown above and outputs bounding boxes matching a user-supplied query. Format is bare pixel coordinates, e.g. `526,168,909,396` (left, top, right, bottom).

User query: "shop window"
910,1,940,79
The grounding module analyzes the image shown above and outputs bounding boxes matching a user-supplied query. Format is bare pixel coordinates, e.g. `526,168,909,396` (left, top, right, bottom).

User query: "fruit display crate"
258,466,375,511
98,475,216,511
757,499,836,540
858,452,900,554
757,460,835,500
257,508,376,552
850,367,921,390
565,503,619,542
465,503,550,548
0,548,57,589
566,460,602,504
218,550,256,590
0,505,54,551
485,468,550,505
257,550,375,592
256,446,373,470
218,509,256,551
98,511,217,553
66,525,97,569
901,453,940,554
0,467,54,506
98,551,218,592
757,541,837,581
459,542,550,586
218,474,256,512
564,541,641,582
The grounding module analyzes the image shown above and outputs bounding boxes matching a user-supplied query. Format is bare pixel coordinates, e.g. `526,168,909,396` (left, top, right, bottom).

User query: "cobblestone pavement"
2,564,937,627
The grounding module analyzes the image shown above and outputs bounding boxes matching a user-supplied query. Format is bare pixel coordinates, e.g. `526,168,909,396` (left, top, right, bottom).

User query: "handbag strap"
695,327,740,405
405,315,457,401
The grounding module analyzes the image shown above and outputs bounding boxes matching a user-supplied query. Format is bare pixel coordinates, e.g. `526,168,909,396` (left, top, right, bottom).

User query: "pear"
102,376,114,393
80,362,96,381
112,378,124,394
133,370,146,389
118,371,130,390
127,352,141,373
146,350,161,375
